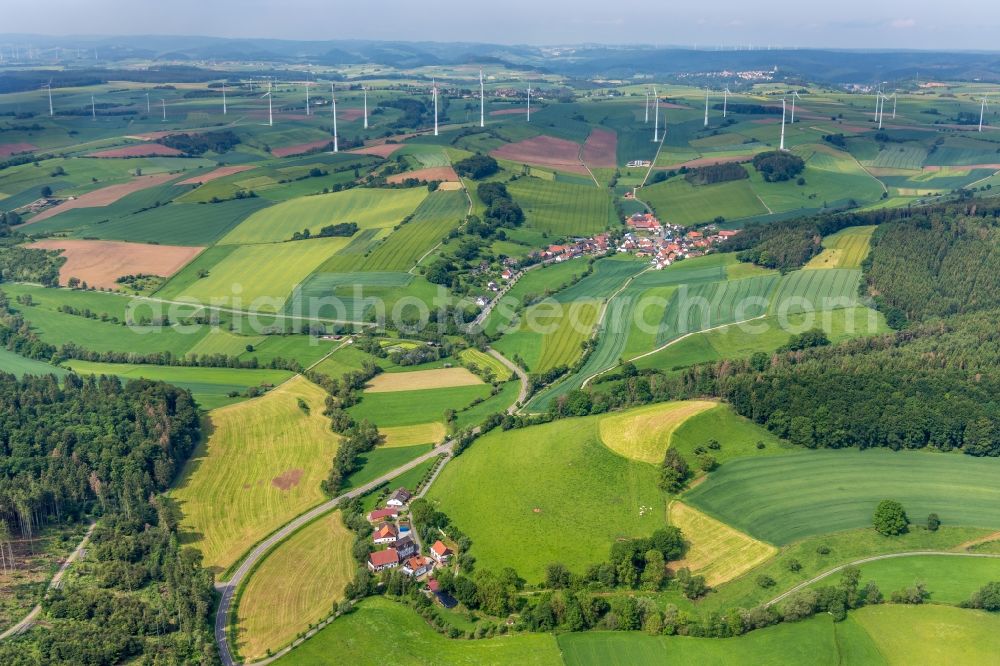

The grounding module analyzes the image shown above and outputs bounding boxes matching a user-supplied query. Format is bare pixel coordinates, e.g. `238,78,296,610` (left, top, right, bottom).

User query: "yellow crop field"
365,367,484,392
598,400,717,464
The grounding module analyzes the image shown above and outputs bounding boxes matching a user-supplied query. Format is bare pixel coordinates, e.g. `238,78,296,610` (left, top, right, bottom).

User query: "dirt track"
178,165,255,185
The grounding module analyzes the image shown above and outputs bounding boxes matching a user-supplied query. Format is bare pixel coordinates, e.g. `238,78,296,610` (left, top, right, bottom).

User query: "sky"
3,0,1000,51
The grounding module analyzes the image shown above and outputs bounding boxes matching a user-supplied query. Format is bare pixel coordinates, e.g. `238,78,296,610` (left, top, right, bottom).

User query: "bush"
756,575,776,589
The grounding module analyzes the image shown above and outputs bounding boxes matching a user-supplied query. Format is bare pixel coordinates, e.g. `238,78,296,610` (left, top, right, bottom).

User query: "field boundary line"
764,550,1000,608
408,164,473,275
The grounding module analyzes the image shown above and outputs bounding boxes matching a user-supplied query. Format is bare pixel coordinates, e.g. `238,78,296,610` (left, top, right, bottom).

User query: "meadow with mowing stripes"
507,176,614,236
428,411,670,583
458,348,512,381
640,177,768,226
768,268,862,315
172,376,341,571
235,511,354,662
358,189,467,271
494,299,600,372
806,225,876,269
218,187,428,245
280,597,561,666
348,384,493,428
685,449,1000,545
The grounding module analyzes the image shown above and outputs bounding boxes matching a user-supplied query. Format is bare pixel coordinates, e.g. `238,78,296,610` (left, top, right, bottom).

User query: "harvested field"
582,128,618,168
437,181,463,191
25,173,177,224
339,108,365,121
350,143,404,158
386,166,459,184
490,108,527,116
29,238,203,289
177,165,255,185
668,501,777,587
491,135,589,175
380,422,447,447
270,140,334,158
365,367,483,393
88,143,184,158
598,400,718,464
0,142,36,157
657,154,754,170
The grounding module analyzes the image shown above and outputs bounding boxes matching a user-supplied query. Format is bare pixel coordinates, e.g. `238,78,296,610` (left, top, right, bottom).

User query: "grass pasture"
280,597,561,666
853,605,1000,665
219,188,428,245
668,501,777,586
458,348,512,381
348,384,492,428
768,268,862,315
685,449,1000,545
0,349,68,378
805,225,875,269
428,415,667,582
507,177,613,236
640,177,767,226
236,511,354,661
173,376,341,571
494,298,600,373
597,400,717,464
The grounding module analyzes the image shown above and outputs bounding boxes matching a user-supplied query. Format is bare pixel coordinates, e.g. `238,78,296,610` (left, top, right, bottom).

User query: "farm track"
487,348,530,412
764,551,1000,608
0,522,96,641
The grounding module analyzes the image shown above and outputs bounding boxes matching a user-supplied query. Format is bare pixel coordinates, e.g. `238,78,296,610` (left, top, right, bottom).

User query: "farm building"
627,213,662,231
386,488,413,507
367,507,399,523
367,549,400,572
430,540,452,564
373,523,399,544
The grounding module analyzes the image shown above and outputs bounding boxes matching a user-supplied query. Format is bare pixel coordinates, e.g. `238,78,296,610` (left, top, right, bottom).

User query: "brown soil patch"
271,139,335,158
582,128,618,169
339,108,365,121
26,173,178,224
271,468,304,490
490,135,589,175
0,142,37,157
657,155,754,171
88,143,184,158
490,108,526,116
178,165,255,185
29,239,204,289
957,531,1000,551
349,143,404,158
387,166,459,184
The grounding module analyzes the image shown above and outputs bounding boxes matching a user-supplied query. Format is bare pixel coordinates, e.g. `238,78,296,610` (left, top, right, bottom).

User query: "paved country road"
214,440,457,666
0,522,96,640
764,550,1000,608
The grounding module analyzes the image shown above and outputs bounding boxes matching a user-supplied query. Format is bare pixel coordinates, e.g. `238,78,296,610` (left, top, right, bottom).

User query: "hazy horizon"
3,0,1000,52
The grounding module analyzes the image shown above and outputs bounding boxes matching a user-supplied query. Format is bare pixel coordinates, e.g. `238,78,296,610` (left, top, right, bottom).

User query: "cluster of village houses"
366,487,458,607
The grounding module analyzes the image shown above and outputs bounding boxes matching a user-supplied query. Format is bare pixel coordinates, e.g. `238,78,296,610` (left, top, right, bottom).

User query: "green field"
0,348,68,377
805,225,876,269
359,189,467,271
493,299,599,372
280,597,561,666
219,188,429,245
507,177,614,236
64,360,292,409
640,177,768,226
459,348,512,381
428,414,666,582
668,403,792,466
768,268,862,315
685,449,1000,545
348,384,492,428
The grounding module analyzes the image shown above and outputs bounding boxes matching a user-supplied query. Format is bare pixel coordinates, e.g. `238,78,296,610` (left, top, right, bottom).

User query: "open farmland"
87,142,184,157
365,367,483,392
359,189,467,271
24,173,177,224
30,238,203,289
348,384,492,428
668,501,777,586
0,349,68,377
491,135,589,175
508,177,613,236
493,298,600,372
236,511,354,662
805,225,875,269
640,177,768,225
172,376,341,571
685,449,1000,545
581,128,618,168
597,400,717,463
459,348,512,381
386,166,459,184
177,165,256,185
428,414,667,582
768,268,862,315
218,187,428,245
280,597,561,666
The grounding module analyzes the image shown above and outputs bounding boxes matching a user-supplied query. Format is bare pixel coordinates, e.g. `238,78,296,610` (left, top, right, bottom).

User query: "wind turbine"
91,95,96,121
790,90,803,124
304,78,310,116
263,79,273,127
161,98,166,122
780,97,787,151
432,78,439,136
527,83,532,122
145,92,150,114
248,77,254,93
222,82,227,115
480,69,485,128
980,94,991,133
363,86,369,129
43,80,53,116
704,88,710,127
331,83,339,152
653,88,660,142
877,94,886,130
723,87,730,118
645,89,650,124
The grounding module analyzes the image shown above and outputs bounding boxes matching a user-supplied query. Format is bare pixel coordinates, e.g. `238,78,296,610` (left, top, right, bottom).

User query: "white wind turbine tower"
653,88,660,142
704,88,710,127
43,80,53,116
91,95,96,120
526,83,532,122
790,90,802,124
222,82,227,115
980,94,991,133
304,77,311,116
331,83,339,152
723,87,730,118
145,92,150,114
877,93,886,130
363,86,369,129
263,79,273,127
480,69,485,128
249,77,254,93
780,97,787,150
161,98,166,122
645,89,650,124
432,78,439,136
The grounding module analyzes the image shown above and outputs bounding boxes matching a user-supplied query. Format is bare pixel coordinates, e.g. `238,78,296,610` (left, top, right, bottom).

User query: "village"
365,487,459,609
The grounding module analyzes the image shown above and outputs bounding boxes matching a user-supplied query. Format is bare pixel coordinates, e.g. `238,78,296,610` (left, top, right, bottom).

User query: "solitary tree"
873,500,909,536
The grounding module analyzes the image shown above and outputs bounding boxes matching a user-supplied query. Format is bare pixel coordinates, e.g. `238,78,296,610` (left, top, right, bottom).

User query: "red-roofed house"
373,523,399,545
719,230,740,238
402,555,433,577
627,213,662,231
430,540,452,564
367,549,399,572
427,578,441,593
686,230,703,239
367,507,399,523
